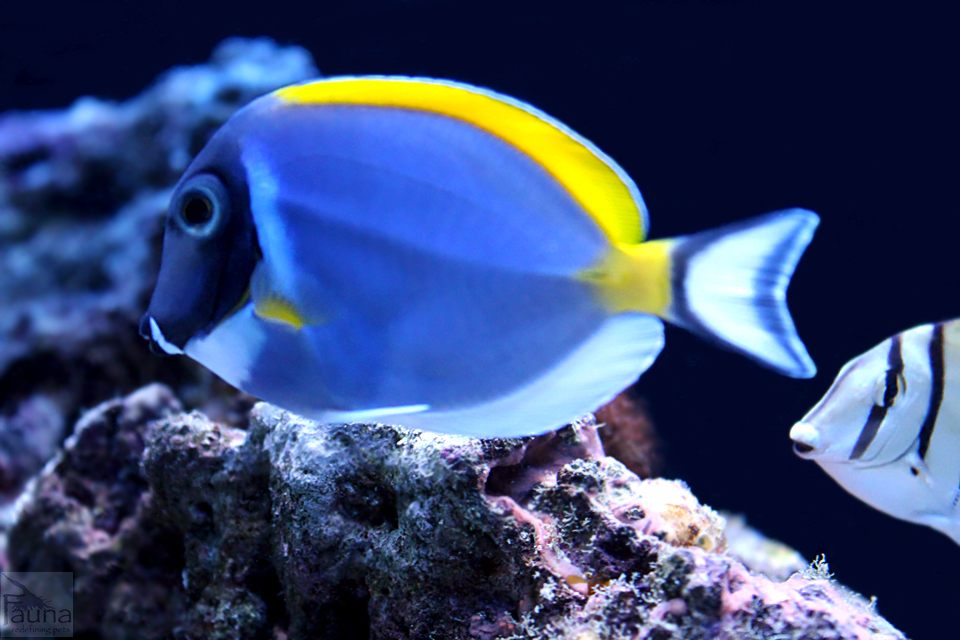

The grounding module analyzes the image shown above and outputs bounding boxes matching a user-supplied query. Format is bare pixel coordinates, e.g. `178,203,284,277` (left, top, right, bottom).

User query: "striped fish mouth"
793,441,816,455
789,422,821,457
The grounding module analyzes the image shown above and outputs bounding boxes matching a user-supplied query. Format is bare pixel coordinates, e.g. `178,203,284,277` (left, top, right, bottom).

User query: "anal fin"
330,314,665,438
318,404,431,423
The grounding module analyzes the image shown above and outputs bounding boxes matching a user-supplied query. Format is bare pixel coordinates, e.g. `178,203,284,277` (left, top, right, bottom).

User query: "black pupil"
182,195,213,226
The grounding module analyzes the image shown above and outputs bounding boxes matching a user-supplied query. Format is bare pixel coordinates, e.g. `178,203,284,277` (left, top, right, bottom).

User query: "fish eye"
872,368,906,408
172,173,229,238
182,195,214,227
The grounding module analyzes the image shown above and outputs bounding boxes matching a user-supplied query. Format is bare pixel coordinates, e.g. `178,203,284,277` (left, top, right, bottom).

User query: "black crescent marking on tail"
669,212,807,373
918,323,945,461
849,334,904,460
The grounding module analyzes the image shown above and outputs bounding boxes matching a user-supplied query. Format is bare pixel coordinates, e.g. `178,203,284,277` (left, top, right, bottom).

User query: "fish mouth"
788,422,821,458
138,315,185,356
792,441,816,455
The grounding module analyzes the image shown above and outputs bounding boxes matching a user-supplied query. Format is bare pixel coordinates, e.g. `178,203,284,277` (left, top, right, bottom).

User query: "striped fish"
790,320,960,544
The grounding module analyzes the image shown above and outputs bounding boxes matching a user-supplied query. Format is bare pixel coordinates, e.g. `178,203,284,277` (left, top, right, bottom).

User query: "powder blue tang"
141,76,819,437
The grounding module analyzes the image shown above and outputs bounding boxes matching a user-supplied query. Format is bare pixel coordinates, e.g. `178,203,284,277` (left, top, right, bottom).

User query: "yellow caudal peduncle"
577,240,674,316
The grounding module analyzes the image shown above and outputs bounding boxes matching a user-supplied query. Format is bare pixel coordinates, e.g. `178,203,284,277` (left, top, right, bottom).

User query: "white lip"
149,317,184,355
789,422,821,455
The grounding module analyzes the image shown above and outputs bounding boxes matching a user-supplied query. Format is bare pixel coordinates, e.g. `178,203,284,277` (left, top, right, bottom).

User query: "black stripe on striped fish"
918,323,946,461
850,334,904,460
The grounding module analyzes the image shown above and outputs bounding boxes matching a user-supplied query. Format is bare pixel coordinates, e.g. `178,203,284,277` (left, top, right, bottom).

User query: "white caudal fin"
666,208,819,378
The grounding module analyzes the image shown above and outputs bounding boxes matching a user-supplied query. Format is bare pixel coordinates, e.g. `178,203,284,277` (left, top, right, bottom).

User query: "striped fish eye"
872,368,906,408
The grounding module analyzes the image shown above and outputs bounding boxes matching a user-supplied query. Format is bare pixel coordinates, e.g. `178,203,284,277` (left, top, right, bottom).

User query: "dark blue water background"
2,1,956,637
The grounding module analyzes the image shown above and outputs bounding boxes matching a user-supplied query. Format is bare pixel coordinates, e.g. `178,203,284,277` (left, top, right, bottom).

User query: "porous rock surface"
0,37,314,501
6,385,906,640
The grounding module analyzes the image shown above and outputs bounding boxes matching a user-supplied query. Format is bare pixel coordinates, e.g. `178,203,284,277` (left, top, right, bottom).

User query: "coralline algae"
6,385,905,640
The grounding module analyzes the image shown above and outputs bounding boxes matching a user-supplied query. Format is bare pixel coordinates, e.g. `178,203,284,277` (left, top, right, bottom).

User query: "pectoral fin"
250,261,320,330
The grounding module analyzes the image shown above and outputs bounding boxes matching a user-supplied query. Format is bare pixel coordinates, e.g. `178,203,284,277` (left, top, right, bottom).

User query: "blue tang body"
141,77,819,437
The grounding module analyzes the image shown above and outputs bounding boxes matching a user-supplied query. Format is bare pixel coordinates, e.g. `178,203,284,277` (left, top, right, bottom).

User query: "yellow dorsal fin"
274,77,647,244
254,294,311,330
577,239,674,316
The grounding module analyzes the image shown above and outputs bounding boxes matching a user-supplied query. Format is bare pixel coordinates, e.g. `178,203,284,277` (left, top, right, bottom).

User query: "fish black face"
141,158,258,354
